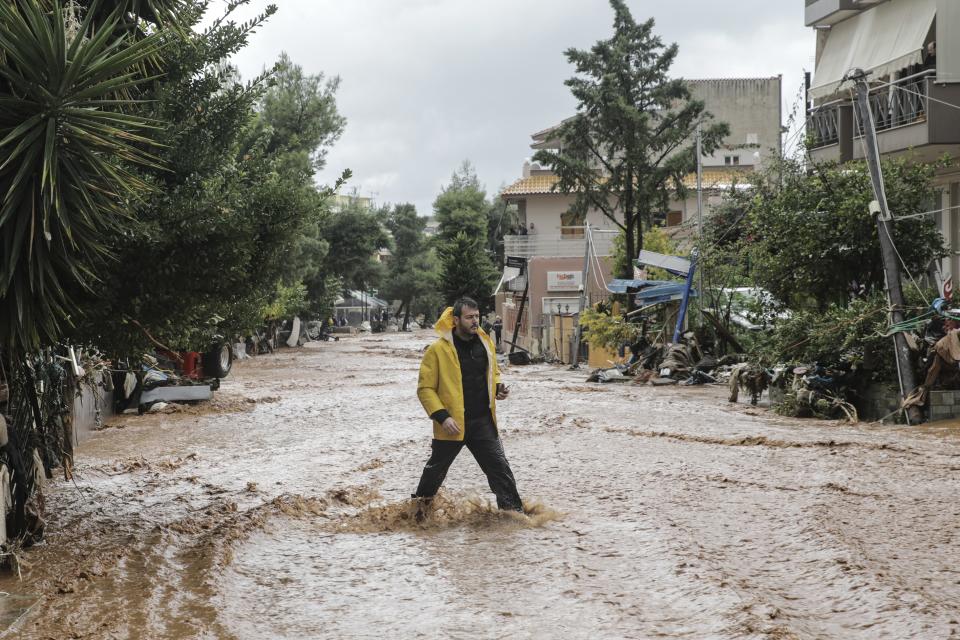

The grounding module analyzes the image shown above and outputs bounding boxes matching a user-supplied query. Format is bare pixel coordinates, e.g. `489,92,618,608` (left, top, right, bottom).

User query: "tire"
203,343,232,378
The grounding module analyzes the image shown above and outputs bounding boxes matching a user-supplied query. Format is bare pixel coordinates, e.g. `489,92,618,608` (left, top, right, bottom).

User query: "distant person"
492,316,503,347
528,222,537,234
412,297,523,516
518,224,528,236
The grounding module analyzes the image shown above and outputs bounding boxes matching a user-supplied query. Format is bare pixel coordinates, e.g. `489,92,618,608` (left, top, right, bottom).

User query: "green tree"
732,156,946,311
67,2,353,353
247,51,346,173
534,0,728,281
382,204,440,329
486,197,519,269
0,0,166,354
314,198,391,297
433,162,497,307
434,160,489,241
0,0,190,543
612,225,677,281
438,232,498,306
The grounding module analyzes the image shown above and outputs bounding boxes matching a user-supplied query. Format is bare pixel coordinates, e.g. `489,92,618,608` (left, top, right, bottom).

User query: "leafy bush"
579,308,642,352
755,292,895,376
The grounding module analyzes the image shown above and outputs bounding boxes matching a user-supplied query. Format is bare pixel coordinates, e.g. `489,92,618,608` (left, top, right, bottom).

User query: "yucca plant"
75,0,191,29
0,0,166,354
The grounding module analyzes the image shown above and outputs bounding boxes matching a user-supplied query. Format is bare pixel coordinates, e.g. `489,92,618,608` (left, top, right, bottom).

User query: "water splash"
329,491,563,534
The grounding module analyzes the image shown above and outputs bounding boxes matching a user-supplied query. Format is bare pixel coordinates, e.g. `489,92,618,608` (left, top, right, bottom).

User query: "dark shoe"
413,496,433,523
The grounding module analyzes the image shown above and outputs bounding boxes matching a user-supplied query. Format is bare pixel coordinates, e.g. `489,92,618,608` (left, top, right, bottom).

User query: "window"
724,155,740,166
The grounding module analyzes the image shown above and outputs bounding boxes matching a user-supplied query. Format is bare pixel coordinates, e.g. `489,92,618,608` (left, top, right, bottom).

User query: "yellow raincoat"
417,307,501,441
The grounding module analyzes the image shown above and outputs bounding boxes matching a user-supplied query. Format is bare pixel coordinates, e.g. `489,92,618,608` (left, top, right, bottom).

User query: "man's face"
454,306,481,336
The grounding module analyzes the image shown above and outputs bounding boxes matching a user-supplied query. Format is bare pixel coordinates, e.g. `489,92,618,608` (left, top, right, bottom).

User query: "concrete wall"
523,190,728,231
71,381,113,445
688,77,782,169
523,193,622,233
499,255,615,356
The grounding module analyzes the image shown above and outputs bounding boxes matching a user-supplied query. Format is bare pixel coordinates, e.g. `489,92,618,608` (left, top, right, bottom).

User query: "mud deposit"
4,332,960,638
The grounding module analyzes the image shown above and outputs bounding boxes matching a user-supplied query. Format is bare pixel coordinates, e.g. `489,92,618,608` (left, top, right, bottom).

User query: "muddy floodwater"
4,331,960,639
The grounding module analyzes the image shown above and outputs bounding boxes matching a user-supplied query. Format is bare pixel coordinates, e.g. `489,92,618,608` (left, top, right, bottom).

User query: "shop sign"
547,271,581,291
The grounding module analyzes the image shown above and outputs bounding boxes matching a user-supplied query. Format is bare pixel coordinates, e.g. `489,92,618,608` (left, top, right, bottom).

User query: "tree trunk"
402,297,412,331
624,214,635,280
635,197,647,268
623,172,636,281
635,221,644,271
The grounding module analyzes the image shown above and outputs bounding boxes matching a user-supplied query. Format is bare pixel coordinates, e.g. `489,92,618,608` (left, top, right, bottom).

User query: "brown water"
4,331,960,639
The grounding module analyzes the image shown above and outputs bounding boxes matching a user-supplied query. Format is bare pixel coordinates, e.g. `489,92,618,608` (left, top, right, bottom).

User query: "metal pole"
673,249,698,343
696,123,704,310
696,123,703,244
571,224,593,368
851,69,921,425
509,277,529,356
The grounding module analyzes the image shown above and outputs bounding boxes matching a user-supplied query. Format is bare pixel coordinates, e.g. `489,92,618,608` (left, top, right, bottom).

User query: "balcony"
805,0,885,27
806,71,960,164
807,99,854,164
855,72,930,135
805,0,862,27
504,230,616,259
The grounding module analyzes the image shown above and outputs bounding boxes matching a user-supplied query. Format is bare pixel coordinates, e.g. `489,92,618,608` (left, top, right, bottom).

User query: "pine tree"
534,0,728,279
433,162,498,308
438,232,498,308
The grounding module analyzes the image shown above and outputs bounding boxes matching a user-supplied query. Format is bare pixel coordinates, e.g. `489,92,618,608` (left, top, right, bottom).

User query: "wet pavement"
3,331,960,639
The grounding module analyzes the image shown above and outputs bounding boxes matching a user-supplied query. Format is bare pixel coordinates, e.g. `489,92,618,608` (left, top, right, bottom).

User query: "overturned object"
728,363,770,405
508,351,531,366
586,367,629,383
140,384,213,405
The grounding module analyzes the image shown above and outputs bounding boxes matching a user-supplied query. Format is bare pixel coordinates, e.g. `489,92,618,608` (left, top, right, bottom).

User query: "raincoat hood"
435,306,490,343
435,306,456,338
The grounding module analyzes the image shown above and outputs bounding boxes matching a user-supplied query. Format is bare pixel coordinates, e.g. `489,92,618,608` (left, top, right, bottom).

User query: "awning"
606,279,670,294
810,0,936,100
493,265,524,295
635,250,692,277
635,283,698,305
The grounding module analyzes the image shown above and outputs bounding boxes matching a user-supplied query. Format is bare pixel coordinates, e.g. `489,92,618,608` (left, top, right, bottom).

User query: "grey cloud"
219,0,810,215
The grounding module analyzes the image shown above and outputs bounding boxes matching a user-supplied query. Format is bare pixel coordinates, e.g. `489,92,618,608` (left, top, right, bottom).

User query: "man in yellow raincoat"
413,297,524,512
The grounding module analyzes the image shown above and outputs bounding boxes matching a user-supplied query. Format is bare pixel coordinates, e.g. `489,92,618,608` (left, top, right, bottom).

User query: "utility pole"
571,223,593,368
696,123,703,244
696,123,704,302
850,69,922,424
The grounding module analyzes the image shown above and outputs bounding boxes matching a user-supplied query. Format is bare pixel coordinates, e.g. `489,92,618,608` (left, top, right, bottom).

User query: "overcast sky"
216,0,814,216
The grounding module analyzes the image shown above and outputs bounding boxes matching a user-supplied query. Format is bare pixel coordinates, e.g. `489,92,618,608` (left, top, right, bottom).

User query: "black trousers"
414,414,523,511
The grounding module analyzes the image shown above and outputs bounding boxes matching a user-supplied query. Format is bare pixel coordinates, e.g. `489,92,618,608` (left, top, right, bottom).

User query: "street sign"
505,255,527,271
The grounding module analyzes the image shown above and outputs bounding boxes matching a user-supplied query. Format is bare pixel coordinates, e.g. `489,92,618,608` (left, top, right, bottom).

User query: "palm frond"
0,0,166,352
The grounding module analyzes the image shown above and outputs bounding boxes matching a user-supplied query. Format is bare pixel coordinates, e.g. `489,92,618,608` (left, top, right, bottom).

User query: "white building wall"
523,194,623,233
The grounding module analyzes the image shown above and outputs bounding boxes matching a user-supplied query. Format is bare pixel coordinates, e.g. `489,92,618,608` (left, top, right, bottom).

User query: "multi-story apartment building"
497,77,782,358
805,0,960,280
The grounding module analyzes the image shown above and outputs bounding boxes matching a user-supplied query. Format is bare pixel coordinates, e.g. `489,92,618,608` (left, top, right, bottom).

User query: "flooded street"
4,330,960,639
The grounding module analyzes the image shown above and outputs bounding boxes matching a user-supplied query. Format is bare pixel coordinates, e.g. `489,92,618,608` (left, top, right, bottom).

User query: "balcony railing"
807,101,842,149
504,229,616,259
855,71,932,136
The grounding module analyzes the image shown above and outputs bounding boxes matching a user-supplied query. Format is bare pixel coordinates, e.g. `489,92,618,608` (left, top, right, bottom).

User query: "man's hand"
441,417,461,435
496,384,510,400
